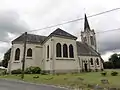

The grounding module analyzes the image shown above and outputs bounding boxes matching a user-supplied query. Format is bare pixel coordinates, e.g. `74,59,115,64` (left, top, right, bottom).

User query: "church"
8,14,104,73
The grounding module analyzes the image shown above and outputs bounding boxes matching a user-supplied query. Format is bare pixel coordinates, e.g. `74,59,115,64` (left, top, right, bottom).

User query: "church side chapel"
8,14,104,73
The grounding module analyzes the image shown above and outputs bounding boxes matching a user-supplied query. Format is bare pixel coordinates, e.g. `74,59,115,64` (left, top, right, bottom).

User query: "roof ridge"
49,28,77,40
27,33,47,37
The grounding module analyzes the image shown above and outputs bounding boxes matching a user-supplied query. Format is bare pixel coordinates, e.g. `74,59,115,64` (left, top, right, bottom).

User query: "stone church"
8,14,104,73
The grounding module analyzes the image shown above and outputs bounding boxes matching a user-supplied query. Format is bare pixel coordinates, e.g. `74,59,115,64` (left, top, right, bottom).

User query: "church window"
90,58,93,65
84,37,87,42
69,44,74,58
56,43,61,57
63,44,68,57
15,48,20,60
96,58,99,65
90,36,94,45
27,48,32,57
47,45,49,59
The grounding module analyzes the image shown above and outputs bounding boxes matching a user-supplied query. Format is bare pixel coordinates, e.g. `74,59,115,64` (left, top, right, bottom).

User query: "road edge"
0,78,69,90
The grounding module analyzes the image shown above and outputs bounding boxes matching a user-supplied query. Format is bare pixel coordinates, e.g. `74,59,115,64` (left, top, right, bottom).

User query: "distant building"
8,14,104,73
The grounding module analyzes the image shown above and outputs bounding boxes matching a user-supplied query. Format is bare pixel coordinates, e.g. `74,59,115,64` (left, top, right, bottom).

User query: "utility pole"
21,32,27,79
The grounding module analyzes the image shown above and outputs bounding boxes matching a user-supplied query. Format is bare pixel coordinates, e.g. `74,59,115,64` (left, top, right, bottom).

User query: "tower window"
84,37,87,42
63,44,68,57
90,36,94,45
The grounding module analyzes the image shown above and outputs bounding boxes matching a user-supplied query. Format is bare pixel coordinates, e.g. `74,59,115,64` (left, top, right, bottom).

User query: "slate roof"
84,14,90,31
12,28,77,44
49,28,77,40
76,41,100,56
12,34,47,44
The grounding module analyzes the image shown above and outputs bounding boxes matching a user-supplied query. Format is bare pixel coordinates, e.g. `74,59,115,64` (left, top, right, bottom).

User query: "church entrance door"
84,63,88,72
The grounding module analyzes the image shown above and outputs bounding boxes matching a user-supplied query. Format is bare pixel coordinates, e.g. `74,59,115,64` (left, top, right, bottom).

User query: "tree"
103,61,113,69
2,48,11,68
108,53,120,69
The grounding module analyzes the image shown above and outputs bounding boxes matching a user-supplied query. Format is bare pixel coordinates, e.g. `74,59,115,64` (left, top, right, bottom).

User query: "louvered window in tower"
90,36,94,45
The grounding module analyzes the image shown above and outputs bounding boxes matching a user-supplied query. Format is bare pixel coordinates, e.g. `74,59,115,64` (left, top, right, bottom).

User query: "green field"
0,69,120,89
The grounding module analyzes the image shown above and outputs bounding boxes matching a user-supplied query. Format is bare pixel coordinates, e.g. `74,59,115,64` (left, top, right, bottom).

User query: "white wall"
9,43,43,71
78,56,103,70
47,36,79,72
43,38,53,71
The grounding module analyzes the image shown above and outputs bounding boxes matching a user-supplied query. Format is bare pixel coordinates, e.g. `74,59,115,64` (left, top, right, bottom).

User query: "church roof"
12,28,77,44
84,14,90,31
12,34,47,44
49,28,77,40
76,41,100,56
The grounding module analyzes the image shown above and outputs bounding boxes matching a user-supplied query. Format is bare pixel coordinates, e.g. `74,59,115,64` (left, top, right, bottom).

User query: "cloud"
0,0,120,60
0,11,29,41
0,10,29,59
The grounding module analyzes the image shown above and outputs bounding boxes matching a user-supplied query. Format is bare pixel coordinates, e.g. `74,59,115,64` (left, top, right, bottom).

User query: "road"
0,79,68,90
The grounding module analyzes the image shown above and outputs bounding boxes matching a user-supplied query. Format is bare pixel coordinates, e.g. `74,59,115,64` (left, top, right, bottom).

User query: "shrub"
25,66,41,74
33,76,39,78
2,69,7,75
11,69,22,74
111,71,118,76
101,72,107,76
95,69,98,72
101,69,104,71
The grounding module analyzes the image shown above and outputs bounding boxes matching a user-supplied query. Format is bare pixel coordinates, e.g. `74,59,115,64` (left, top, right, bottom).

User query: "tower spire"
84,14,90,31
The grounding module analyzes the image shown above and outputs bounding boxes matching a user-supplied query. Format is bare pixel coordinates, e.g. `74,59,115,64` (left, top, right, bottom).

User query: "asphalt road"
0,79,68,90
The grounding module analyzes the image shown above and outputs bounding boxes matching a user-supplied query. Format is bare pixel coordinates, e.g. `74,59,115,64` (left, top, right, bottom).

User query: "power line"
96,28,120,34
0,27,120,44
28,7,120,32
0,40,10,43
0,8,120,43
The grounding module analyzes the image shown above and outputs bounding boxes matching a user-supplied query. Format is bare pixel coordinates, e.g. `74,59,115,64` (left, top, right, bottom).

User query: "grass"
0,69,120,89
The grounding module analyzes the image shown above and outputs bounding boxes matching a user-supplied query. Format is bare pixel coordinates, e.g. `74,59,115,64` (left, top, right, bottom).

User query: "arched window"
90,36,94,45
90,58,93,65
69,44,74,58
27,48,32,57
15,48,20,60
56,43,61,57
84,37,87,42
47,45,49,59
63,44,68,57
96,58,99,65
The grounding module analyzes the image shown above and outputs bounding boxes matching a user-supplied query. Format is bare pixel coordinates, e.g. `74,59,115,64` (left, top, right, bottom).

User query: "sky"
0,0,120,61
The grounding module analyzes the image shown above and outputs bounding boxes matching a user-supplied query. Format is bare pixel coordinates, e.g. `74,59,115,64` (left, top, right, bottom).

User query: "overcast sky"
0,0,120,61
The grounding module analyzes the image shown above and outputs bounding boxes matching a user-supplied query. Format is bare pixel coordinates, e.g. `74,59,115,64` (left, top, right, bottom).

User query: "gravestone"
101,79,109,84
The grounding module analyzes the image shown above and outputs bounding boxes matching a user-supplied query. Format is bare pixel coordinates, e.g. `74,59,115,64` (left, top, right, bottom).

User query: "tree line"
103,53,120,69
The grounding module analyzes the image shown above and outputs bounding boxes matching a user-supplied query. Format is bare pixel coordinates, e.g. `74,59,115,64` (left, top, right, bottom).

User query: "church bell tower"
81,14,97,50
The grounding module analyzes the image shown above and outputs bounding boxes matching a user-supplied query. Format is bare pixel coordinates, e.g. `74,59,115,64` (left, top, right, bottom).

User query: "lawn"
0,69,120,89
